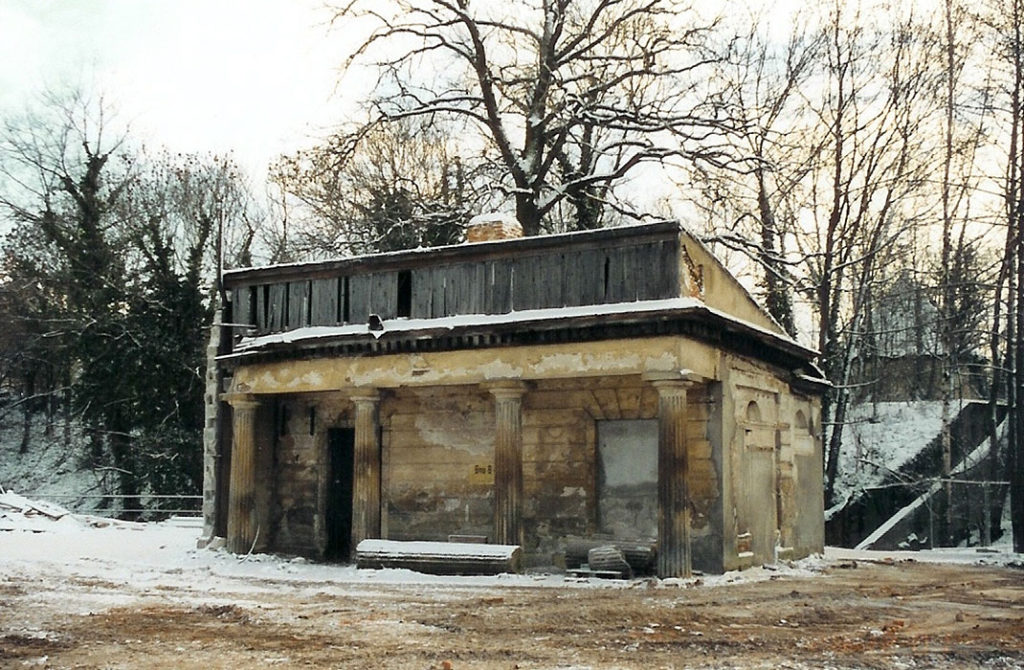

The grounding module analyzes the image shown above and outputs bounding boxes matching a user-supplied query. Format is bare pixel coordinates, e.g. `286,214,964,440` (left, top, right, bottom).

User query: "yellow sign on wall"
469,463,494,485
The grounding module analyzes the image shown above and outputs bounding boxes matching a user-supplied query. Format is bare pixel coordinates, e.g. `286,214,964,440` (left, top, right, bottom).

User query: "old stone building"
201,220,826,577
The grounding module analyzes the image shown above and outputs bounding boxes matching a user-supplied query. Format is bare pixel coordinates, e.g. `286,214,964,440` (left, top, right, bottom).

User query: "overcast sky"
0,0,362,178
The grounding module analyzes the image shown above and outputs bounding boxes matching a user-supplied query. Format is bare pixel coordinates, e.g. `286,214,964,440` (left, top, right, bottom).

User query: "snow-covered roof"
220,297,822,378
232,298,696,349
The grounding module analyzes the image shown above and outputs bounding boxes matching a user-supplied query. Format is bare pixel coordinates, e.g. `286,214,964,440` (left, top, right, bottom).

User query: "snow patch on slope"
0,413,109,514
829,401,952,515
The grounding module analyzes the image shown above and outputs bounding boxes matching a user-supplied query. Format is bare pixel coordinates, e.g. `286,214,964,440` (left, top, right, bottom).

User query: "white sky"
0,0,363,179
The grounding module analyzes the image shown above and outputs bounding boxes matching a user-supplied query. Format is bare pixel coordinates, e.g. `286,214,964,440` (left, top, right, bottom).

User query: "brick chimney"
466,213,524,243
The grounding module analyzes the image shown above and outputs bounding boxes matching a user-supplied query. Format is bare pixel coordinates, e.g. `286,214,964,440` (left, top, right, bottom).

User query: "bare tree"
984,0,1024,552
692,11,822,335
931,0,999,545
332,0,739,235
274,116,481,256
787,0,941,507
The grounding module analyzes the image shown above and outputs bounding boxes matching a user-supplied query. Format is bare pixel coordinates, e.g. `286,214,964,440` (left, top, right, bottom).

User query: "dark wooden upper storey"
224,221,683,336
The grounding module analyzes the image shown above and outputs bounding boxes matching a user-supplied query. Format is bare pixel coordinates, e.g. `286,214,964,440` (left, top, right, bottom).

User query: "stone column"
350,389,381,557
488,381,527,547
200,309,223,545
647,371,702,579
225,393,261,554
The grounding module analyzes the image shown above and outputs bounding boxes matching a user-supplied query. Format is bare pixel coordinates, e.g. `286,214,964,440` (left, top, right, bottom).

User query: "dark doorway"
326,427,356,561
397,269,412,317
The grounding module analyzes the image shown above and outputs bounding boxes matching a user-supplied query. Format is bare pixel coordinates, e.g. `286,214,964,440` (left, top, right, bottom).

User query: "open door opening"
326,427,355,561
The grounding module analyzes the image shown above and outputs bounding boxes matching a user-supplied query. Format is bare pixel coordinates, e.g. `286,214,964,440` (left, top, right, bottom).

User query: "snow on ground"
0,495,803,595
2,491,1020,608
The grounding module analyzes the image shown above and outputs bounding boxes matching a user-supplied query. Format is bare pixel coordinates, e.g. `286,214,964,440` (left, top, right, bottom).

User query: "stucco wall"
679,233,785,336
258,373,722,569
225,334,820,573
383,386,496,543
719,355,824,571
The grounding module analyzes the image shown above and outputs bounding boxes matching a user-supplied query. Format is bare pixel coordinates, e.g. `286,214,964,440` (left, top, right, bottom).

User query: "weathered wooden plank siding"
255,285,268,332
442,265,464,317
348,274,372,324
485,260,513,314
409,267,431,319
370,271,398,320
310,278,339,326
657,239,680,298
428,267,448,318
540,254,564,308
287,281,310,329
232,286,253,328
231,237,682,332
268,283,288,333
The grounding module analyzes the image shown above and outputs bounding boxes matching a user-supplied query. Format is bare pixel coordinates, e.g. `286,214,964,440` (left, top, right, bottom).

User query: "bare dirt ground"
1,555,1022,670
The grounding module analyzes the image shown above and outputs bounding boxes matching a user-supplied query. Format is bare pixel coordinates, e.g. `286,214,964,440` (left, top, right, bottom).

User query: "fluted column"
225,393,260,554
350,389,381,557
647,371,702,579
488,381,527,547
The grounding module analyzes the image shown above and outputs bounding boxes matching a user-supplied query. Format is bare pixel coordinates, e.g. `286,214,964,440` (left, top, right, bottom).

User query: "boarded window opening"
596,419,658,541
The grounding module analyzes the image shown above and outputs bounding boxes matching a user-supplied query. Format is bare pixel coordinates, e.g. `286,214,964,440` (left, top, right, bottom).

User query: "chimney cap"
466,212,523,243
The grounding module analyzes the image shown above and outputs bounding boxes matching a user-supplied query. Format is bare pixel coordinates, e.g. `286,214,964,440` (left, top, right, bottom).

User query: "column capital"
222,392,260,410
484,379,528,400
349,388,380,406
643,369,705,391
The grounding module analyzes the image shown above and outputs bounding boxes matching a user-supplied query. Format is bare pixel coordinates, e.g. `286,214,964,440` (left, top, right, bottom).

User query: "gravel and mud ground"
1,552,1022,669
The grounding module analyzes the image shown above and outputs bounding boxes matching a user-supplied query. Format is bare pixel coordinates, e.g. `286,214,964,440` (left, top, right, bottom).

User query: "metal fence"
30,493,203,518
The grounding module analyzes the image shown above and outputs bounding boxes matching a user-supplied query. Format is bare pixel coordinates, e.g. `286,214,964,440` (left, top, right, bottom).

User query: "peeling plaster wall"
682,383,721,574
383,386,497,543
257,373,721,569
219,334,821,573
227,337,714,394
679,233,784,335
523,377,660,565
719,356,825,571
268,395,354,558
789,395,825,556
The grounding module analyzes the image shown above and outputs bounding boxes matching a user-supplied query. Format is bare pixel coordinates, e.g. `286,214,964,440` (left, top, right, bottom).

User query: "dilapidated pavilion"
200,220,826,577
